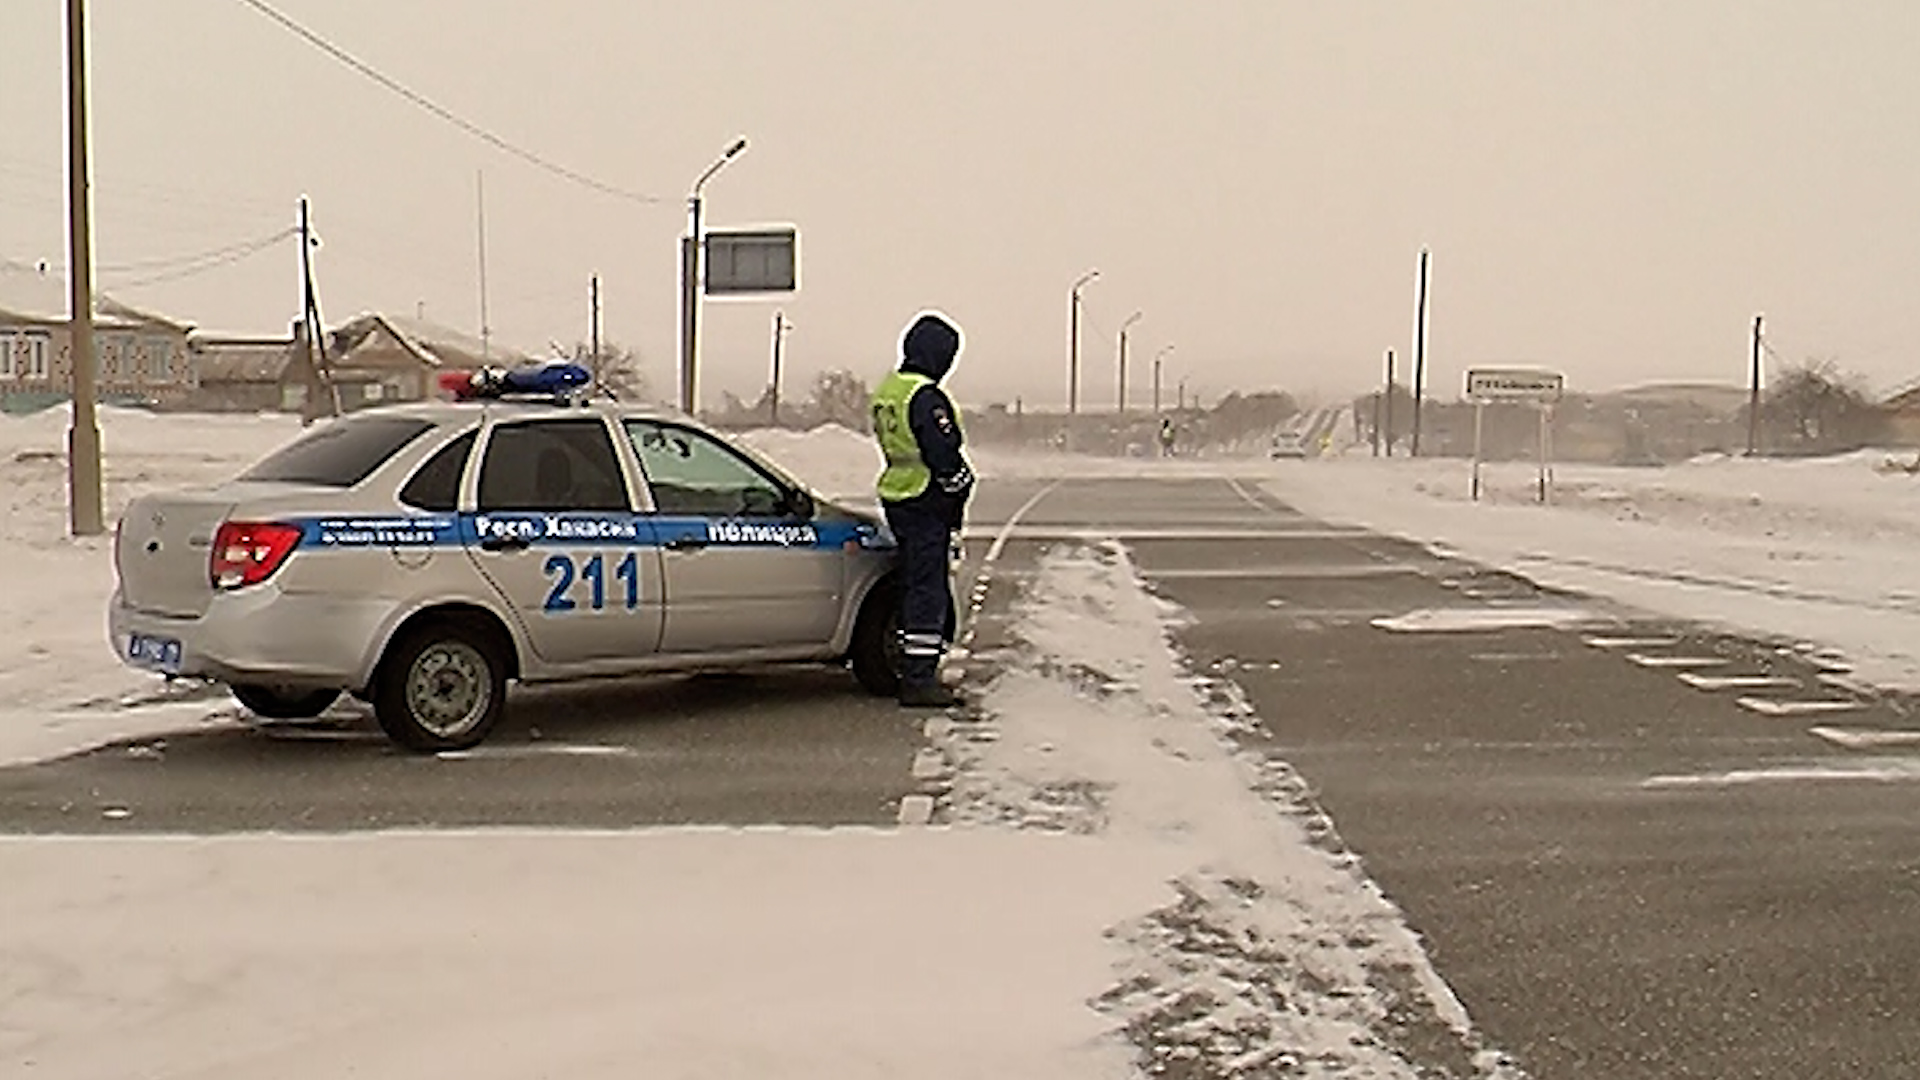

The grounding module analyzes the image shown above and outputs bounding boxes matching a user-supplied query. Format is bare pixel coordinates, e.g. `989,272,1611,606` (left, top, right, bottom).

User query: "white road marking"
1583,635,1682,649
1372,607,1599,633
1675,673,1800,691
895,794,935,826
1734,697,1865,717
1145,564,1425,580
910,748,947,781
1810,726,1920,750
1626,654,1727,669
963,526,1374,543
1642,762,1920,788
432,744,635,761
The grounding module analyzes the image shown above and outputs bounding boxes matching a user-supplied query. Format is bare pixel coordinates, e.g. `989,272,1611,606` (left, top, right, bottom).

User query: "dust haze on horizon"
2,0,1915,411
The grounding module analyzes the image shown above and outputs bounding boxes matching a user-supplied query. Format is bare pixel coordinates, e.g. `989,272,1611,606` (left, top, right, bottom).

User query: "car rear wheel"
373,621,506,752
231,684,340,720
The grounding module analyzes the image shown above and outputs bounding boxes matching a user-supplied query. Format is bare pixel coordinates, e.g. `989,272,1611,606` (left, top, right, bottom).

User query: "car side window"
398,429,476,512
477,420,629,513
625,420,789,517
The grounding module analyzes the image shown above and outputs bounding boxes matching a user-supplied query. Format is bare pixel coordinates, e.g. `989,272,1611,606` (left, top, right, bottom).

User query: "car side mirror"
784,488,815,521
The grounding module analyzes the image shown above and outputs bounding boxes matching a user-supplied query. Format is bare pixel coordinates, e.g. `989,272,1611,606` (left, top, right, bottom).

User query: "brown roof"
190,337,293,383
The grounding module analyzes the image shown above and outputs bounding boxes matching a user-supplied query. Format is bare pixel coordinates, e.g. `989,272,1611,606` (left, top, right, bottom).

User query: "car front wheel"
849,583,902,698
231,684,340,720
372,621,507,752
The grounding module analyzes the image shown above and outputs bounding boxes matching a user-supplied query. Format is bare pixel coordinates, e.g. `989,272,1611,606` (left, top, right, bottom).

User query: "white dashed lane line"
1676,673,1800,691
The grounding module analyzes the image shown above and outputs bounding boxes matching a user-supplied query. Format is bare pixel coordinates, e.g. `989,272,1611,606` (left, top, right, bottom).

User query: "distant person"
1158,418,1176,458
869,312,973,708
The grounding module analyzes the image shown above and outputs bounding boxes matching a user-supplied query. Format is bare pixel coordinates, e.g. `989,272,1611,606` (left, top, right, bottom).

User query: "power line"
235,0,667,205
109,229,298,289
4,227,300,285
98,229,298,274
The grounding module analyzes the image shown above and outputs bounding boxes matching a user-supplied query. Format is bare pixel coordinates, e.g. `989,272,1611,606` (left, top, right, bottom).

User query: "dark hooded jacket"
895,314,973,525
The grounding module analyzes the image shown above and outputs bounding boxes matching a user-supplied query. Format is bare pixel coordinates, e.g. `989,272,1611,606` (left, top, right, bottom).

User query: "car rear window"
238,416,436,487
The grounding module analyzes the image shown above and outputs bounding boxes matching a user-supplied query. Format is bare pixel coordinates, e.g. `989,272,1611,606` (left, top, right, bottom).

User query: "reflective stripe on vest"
872,370,933,502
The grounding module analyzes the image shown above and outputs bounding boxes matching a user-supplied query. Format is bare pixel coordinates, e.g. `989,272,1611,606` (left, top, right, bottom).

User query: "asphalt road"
982,473,1920,1080
6,469,1920,1077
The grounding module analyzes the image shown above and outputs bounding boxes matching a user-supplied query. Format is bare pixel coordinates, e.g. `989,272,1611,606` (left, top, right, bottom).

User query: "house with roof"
1883,380,1920,447
0,265,195,414
184,311,528,415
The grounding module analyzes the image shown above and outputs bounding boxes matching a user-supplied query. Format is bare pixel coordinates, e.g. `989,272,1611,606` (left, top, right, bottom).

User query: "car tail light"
210,521,303,590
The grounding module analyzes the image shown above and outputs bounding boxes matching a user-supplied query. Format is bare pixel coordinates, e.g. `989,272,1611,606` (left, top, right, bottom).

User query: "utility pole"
1410,247,1430,457
1178,376,1189,412
680,137,749,417
1746,314,1764,457
298,196,339,420
1383,348,1395,458
475,170,491,362
64,0,103,536
769,310,790,426
589,274,601,384
1117,310,1142,415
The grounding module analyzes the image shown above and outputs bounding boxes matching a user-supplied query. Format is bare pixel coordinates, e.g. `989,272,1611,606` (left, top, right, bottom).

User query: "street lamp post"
1068,269,1099,416
1152,344,1173,417
1117,310,1142,416
679,136,749,416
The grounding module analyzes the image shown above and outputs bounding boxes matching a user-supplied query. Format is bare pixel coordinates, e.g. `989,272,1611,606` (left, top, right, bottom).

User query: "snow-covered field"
4,405,1918,1078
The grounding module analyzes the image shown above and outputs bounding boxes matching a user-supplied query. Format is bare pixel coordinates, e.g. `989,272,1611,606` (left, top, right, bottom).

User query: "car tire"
231,684,340,720
849,581,902,698
372,620,507,752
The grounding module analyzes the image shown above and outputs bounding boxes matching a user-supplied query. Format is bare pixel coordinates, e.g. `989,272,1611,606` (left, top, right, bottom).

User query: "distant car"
109,382,928,752
1269,432,1309,459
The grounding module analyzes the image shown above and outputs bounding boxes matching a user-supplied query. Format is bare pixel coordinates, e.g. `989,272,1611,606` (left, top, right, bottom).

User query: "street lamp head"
1072,268,1100,294
1123,310,1143,331
693,136,752,197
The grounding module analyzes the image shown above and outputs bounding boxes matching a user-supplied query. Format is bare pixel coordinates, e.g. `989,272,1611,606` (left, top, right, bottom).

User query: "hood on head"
900,312,961,381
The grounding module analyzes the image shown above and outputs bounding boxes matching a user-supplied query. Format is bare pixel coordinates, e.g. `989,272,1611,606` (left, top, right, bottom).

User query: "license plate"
127,633,183,674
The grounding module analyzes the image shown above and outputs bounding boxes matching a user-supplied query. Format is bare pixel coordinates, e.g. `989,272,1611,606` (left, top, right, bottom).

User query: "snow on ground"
0,828,1162,1080
0,405,302,764
1257,449,1920,693
736,423,881,503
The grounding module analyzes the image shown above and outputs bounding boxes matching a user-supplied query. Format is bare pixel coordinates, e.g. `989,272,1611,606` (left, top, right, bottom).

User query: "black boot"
898,679,960,708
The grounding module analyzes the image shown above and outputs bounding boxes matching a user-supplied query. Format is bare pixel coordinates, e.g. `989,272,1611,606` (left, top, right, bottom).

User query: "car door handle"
664,536,709,552
480,536,531,553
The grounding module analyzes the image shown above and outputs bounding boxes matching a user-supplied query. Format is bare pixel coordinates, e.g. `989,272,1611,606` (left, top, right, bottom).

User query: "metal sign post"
1471,399,1485,500
1465,367,1565,505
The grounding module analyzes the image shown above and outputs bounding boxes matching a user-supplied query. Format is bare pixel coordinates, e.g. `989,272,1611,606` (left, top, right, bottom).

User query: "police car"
108,362,924,752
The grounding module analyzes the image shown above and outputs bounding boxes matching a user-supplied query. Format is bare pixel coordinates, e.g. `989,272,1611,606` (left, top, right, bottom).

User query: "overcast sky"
3,1,1916,409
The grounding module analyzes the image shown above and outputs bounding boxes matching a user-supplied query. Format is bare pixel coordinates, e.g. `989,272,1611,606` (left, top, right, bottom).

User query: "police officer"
870,312,972,708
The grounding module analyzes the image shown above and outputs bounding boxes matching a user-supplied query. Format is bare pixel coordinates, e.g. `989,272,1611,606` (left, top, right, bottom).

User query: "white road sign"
1466,368,1564,402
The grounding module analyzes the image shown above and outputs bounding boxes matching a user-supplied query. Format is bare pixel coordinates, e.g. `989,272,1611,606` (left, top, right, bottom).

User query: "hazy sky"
3,1,1916,409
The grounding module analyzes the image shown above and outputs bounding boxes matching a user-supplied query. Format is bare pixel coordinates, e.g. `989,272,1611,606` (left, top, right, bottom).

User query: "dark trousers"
883,499,954,687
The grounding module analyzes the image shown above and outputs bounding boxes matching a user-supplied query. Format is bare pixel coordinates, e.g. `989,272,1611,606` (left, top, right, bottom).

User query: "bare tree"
561,341,653,403
806,368,871,430
1762,358,1884,454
